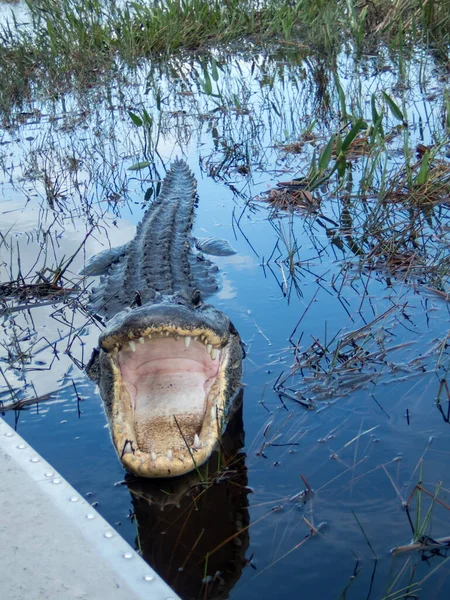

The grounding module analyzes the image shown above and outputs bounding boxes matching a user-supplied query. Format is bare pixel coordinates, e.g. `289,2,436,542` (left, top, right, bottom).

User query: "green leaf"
445,89,450,132
342,118,366,153
128,161,151,171
371,93,380,124
337,155,347,178
335,133,342,155
371,113,384,141
142,109,153,127
129,111,143,127
211,57,219,82
415,151,430,186
319,134,335,172
306,119,316,134
201,69,212,95
382,92,405,123
335,76,347,119
358,6,368,40
309,149,317,179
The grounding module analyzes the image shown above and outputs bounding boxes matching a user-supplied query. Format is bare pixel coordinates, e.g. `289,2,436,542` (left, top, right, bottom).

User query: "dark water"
1,36,450,599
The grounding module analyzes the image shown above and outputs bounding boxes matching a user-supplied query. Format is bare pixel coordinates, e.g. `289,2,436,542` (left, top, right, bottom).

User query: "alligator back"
89,160,219,319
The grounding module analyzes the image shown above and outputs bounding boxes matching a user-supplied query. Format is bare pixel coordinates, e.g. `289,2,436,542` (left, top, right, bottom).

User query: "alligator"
83,160,243,478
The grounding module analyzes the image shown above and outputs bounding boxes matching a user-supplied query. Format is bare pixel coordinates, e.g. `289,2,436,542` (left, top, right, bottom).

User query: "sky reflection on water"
1,35,450,599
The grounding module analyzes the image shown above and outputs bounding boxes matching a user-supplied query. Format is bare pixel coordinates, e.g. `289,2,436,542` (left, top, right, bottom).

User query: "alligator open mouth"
97,314,241,477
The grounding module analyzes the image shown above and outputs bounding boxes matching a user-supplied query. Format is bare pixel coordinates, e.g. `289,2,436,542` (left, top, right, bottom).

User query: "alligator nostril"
191,289,202,306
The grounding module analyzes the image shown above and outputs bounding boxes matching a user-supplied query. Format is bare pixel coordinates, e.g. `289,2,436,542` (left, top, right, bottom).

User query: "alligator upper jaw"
101,326,234,478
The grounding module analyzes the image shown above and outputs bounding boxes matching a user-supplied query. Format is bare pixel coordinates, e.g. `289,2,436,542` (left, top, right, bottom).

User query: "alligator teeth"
147,333,152,339
165,331,170,337
179,454,185,462
206,343,212,355
138,337,145,344
151,452,157,462
185,336,191,349
211,406,216,420
193,434,201,449
129,341,136,352
122,443,133,454
211,348,218,360
193,336,198,342
167,449,173,461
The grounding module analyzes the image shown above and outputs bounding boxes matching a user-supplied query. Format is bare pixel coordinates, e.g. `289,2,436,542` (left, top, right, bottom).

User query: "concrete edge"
0,417,180,600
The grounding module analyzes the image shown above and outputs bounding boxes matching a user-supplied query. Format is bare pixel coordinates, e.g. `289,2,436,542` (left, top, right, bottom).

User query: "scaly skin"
86,161,243,477
89,160,219,318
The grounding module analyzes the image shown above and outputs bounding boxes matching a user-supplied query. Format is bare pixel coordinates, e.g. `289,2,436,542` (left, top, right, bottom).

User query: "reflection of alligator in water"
84,160,244,477
126,394,249,600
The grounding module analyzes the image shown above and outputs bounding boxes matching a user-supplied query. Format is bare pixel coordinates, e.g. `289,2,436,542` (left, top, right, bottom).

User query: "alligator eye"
133,291,142,307
191,289,202,306
229,320,239,335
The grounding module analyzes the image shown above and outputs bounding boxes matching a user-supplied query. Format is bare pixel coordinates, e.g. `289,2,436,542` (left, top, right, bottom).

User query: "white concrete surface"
0,417,180,600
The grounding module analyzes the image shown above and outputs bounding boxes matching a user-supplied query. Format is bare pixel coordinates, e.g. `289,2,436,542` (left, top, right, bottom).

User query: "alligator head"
84,160,243,477
91,291,242,477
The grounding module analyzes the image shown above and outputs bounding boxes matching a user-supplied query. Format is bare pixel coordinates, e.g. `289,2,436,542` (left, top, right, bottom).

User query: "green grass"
1,0,450,80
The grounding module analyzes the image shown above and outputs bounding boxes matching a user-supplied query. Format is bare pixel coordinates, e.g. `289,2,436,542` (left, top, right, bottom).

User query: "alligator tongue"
118,336,220,454
132,372,206,453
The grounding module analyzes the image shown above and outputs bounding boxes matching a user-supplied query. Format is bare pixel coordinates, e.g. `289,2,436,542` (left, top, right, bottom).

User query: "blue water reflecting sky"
1,41,450,599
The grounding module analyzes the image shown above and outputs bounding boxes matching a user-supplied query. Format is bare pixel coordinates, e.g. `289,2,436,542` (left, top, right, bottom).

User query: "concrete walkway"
0,418,180,600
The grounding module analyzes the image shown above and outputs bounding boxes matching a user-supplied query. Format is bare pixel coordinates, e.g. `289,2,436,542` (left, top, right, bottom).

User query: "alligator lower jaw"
102,329,231,478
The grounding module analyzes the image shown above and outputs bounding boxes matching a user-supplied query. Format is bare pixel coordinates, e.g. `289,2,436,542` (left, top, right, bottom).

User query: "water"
1,11,450,597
